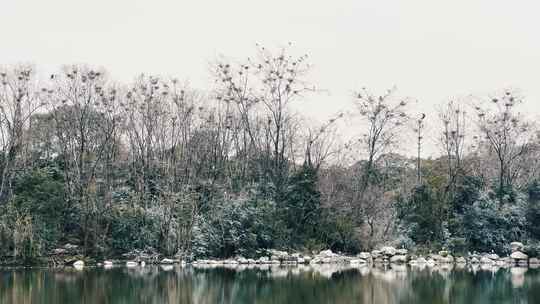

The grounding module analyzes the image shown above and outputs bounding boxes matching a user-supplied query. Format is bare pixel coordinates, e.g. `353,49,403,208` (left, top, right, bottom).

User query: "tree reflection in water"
1,264,540,304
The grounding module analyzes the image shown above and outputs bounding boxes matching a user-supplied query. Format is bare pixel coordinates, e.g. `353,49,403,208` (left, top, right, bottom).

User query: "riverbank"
2,241,538,269
180,241,538,268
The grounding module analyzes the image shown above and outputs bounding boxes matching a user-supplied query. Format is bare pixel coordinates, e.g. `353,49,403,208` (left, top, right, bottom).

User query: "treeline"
1,46,540,263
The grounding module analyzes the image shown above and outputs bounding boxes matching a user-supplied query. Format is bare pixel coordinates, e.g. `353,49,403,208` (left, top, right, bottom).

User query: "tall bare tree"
45,65,121,255
0,66,43,202
473,91,535,202
214,44,313,200
353,87,410,191
438,100,468,194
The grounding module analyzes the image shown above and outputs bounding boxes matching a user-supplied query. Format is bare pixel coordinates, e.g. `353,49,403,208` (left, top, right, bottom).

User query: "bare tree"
472,91,535,202
214,44,314,200
303,113,343,171
340,87,412,248
45,65,121,255
353,87,410,192
0,65,43,202
438,100,468,194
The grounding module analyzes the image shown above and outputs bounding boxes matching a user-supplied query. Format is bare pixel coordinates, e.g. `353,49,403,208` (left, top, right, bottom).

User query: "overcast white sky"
1,0,539,155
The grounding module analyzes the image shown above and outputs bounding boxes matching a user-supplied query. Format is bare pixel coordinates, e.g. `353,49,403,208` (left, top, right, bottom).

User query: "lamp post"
416,113,426,184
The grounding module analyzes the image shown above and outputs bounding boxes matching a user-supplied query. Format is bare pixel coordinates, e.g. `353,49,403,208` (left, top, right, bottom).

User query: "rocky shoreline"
187,241,536,268
3,241,537,269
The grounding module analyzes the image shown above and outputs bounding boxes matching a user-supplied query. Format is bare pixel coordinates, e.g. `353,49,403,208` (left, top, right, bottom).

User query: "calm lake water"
1,264,539,304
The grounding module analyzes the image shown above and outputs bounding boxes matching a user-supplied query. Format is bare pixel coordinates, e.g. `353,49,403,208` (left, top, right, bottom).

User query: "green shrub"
462,192,527,254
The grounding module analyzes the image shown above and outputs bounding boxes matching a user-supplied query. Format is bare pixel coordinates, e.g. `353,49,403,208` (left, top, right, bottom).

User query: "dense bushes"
282,165,323,248
398,185,446,247
192,197,275,258
527,181,540,239
107,203,158,255
397,174,538,254
461,192,527,253
0,166,65,260
190,165,360,258
2,157,539,261
22,164,356,261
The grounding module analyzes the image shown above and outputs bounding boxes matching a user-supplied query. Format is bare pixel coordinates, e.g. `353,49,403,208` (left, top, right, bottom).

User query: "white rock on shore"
350,259,367,265
258,257,270,264
510,251,528,261
390,255,407,264
396,248,408,255
358,252,371,260
126,261,138,267
161,258,175,264
409,257,426,265
371,250,382,259
510,242,524,252
381,246,396,256
319,249,337,258
73,260,84,269
486,253,500,260
237,257,248,264
480,256,494,264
